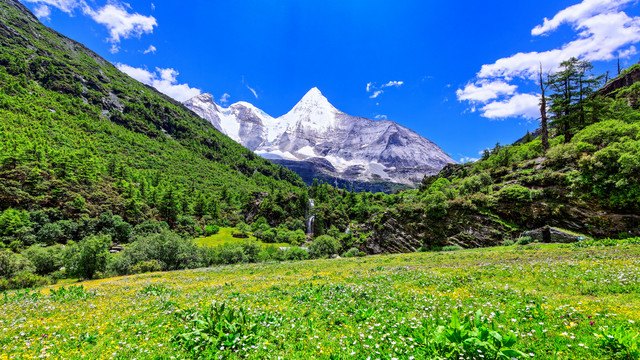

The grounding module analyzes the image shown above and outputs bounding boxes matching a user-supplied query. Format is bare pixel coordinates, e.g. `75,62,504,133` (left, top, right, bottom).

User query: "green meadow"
2,242,640,360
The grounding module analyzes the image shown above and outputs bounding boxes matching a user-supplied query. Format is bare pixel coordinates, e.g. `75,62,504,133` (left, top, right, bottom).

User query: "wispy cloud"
246,85,258,99
33,4,51,19
142,45,156,54
374,114,388,120
457,0,640,120
369,90,383,99
366,80,404,99
23,0,156,48
459,156,480,163
219,93,230,105
116,64,201,102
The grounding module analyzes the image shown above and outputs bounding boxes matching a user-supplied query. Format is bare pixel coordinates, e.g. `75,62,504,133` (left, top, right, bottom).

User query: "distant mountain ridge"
185,88,456,191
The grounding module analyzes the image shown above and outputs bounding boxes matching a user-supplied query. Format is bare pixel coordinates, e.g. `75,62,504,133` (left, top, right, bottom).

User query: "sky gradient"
20,0,640,163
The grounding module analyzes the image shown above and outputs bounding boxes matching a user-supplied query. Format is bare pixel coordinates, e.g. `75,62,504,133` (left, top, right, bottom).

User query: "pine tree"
538,63,550,153
548,58,603,143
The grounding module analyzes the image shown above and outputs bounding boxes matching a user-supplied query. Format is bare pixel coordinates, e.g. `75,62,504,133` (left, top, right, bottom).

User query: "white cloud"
143,45,157,54
34,4,51,19
116,63,201,102
151,2,155,11
87,4,157,43
456,81,517,102
23,0,156,45
458,0,640,119
460,156,480,163
532,0,634,36
246,85,258,99
219,93,230,105
23,0,88,14
381,81,404,88
480,93,540,120
374,114,387,120
366,80,404,99
369,90,383,99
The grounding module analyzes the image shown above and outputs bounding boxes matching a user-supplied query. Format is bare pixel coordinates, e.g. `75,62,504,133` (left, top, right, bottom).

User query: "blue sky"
20,0,640,162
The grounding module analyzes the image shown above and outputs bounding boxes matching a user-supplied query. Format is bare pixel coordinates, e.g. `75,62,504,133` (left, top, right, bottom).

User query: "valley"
2,0,640,359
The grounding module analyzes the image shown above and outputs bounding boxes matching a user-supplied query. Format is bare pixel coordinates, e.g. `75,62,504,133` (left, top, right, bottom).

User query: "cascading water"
306,199,315,235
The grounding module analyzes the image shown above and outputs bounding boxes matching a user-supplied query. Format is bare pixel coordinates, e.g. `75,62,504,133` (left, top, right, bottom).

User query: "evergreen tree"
548,58,603,143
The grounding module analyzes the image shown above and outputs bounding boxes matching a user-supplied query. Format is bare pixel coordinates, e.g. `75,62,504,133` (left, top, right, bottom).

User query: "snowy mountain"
184,88,456,190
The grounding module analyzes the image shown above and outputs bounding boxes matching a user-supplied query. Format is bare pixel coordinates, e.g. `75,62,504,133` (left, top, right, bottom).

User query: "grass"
194,227,291,248
2,243,640,359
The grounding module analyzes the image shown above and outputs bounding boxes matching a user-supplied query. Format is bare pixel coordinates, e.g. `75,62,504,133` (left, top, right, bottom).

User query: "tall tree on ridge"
538,63,550,154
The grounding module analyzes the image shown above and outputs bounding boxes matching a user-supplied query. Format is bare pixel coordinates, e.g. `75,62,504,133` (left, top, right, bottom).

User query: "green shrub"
284,246,309,261
130,259,163,274
23,245,64,275
241,240,261,263
114,230,203,274
308,235,339,258
0,271,50,291
173,302,263,357
0,208,29,237
133,220,170,237
516,236,532,246
64,234,112,279
204,224,220,236
342,247,362,258
0,250,34,279
497,185,532,203
502,239,515,246
215,243,248,265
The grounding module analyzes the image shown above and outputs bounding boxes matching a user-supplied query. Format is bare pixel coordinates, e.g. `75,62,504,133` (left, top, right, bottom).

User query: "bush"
133,220,170,237
0,271,50,291
284,246,309,261
113,230,203,274
288,229,306,246
215,243,248,265
0,250,34,279
64,235,112,279
308,235,339,258
130,259,163,274
241,240,262,263
497,185,532,203
204,224,220,236
342,247,362,258
502,239,515,246
23,245,64,275
0,208,29,237
36,223,63,245
516,236,533,246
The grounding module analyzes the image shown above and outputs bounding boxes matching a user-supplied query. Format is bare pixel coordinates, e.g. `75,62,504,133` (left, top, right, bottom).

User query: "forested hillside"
0,0,307,241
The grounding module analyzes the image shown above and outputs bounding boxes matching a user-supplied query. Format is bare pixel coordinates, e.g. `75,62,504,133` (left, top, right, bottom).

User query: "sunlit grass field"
194,227,291,249
2,243,640,359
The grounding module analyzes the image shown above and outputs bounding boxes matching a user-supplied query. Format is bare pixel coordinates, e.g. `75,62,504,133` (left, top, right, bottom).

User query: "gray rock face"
185,88,456,187
523,227,584,243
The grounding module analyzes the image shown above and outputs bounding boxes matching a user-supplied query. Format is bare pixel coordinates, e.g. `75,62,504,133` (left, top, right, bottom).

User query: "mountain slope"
0,0,306,229
185,88,456,192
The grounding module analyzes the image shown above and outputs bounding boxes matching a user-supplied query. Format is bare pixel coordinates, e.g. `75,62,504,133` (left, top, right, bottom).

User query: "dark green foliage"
284,246,309,261
64,234,112,279
0,0,307,249
110,231,202,275
308,235,340,258
23,244,63,275
173,302,264,357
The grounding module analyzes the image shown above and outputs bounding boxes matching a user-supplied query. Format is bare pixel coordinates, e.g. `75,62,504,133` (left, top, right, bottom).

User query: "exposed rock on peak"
185,88,456,191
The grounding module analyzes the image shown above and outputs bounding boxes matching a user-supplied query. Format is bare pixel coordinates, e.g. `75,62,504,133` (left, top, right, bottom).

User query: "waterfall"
306,199,315,235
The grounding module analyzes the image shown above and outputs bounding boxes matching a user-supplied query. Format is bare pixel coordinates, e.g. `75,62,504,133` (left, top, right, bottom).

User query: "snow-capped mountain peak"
184,87,456,189
281,87,342,133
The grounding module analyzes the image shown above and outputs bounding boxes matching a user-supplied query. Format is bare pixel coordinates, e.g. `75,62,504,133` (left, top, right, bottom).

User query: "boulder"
523,226,583,243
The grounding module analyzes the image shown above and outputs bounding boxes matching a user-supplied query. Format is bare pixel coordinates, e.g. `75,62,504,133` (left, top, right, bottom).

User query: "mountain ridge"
185,88,456,191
